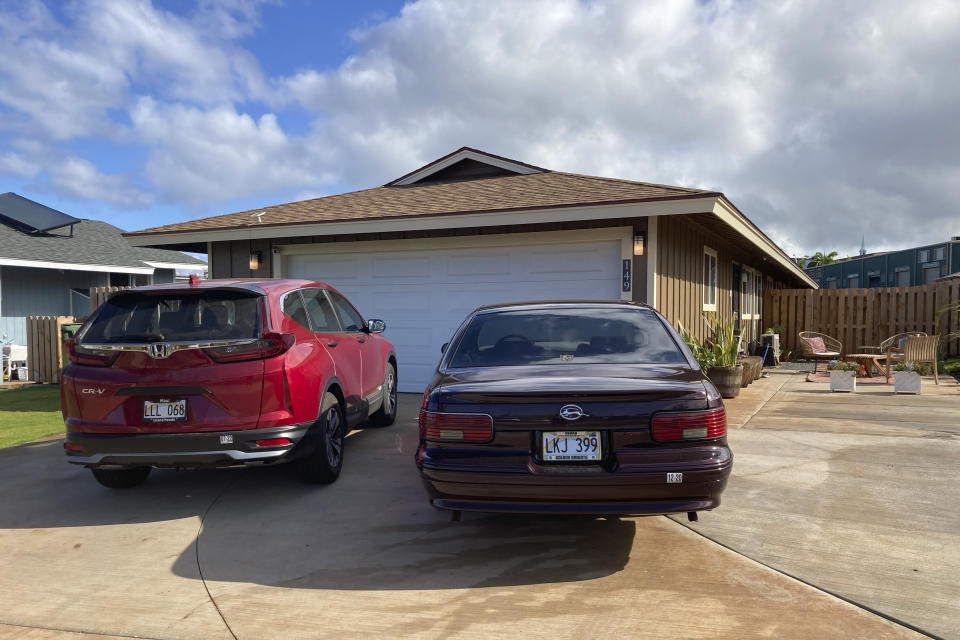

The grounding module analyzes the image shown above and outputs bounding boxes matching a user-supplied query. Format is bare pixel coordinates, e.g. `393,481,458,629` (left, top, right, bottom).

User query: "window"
301,288,340,332
918,249,929,262
327,290,365,332
754,273,763,320
84,291,261,342
282,291,311,331
703,247,718,311
935,247,946,261
447,308,687,368
741,268,755,319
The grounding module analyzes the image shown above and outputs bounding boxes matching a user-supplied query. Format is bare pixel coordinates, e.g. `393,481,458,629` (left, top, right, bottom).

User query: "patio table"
846,353,890,380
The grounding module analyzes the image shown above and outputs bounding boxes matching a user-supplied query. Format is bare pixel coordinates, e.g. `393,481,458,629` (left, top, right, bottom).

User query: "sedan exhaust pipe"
687,511,698,522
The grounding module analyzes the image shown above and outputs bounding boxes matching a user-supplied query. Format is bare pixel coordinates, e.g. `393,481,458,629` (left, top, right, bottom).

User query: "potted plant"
893,362,929,395
826,361,865,392
678,314,743,398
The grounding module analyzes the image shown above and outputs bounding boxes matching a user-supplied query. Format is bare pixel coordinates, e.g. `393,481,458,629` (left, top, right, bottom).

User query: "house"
0,192,206,345
805,237,960,289
125,147,816,391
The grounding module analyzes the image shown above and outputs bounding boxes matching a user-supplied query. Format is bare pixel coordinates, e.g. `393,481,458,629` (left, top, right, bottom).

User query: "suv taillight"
419,411,494,442
204,332,295,363
66,338,119,367
651,408,727,442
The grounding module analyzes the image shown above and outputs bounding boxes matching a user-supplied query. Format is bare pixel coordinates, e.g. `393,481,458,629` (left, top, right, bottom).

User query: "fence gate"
25,316,76,384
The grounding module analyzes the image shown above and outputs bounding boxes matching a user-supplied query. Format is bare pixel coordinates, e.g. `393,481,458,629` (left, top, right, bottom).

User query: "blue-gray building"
0,193,205,345
805,238,960,289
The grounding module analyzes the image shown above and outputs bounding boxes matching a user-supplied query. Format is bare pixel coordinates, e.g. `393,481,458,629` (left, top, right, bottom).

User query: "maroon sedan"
61,279,397,488
415,301,731,519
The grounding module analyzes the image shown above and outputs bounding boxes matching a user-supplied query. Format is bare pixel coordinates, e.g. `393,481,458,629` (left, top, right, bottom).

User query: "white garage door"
284,230,628,392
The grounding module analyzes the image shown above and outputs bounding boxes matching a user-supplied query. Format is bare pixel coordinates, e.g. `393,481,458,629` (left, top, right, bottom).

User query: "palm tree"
809,251,839,266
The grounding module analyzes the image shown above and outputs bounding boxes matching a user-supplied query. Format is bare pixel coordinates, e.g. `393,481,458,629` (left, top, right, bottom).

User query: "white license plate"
542,431,602,462
143,399,187,422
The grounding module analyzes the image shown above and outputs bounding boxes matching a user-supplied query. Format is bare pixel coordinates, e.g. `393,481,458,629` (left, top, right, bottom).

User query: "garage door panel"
286,237,623,391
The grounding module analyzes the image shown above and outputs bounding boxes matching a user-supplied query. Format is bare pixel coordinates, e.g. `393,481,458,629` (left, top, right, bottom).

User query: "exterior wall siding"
655,215,790,350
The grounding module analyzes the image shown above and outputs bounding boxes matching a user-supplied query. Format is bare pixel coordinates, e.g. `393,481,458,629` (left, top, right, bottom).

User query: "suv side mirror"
440,342,448,354
366,319,386,333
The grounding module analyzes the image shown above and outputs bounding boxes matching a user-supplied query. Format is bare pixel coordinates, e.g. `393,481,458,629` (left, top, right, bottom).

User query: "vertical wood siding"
655,215,786,348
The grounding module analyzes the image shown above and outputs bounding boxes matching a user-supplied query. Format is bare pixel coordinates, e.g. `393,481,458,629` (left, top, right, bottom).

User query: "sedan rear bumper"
420,452,732,516
64,423,314,469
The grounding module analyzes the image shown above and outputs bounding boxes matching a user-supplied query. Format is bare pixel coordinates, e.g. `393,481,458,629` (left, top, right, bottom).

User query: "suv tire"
368,362,397,428
91,466,151,489
302,392,345,484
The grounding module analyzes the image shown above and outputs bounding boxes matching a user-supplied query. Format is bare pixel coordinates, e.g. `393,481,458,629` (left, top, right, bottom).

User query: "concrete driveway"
0,387,941,640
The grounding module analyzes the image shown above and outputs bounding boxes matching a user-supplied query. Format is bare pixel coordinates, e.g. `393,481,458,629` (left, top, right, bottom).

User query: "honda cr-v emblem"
148,343,170,359
559,404,586,421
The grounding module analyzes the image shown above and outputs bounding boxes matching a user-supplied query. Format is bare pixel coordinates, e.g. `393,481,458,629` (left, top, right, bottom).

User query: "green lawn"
0,385,65,449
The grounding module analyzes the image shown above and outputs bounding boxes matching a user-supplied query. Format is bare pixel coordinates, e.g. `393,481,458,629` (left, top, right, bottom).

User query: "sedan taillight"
419,411,494,442
204,332,295,363
66,338,119,367
651,407,726,442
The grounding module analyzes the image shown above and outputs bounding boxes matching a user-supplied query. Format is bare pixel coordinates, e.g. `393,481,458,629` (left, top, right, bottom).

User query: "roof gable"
387,147,545,186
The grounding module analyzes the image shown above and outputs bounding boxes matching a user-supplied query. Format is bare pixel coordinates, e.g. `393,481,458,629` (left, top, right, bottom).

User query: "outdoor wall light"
249,250,263,271
633,233,646,256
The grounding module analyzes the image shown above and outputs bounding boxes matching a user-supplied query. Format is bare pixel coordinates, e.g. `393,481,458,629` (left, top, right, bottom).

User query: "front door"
731,263,742,333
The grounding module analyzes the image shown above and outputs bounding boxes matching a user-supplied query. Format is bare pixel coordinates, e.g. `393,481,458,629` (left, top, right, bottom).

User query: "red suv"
61,279,397,488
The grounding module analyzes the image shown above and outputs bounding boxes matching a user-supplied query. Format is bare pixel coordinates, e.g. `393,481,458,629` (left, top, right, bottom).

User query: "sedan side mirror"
367,319,386,333
440,342,448,354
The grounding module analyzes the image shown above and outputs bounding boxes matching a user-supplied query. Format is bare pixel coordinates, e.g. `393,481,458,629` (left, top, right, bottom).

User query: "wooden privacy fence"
90,286,129,312
765,279,960,358
26,316,77,384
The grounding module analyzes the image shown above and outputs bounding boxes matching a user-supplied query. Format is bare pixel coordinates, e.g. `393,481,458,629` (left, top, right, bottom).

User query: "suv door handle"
327,341,339,347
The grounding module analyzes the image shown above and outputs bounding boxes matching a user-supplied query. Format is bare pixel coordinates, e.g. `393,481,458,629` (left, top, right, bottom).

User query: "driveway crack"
194,478,239,640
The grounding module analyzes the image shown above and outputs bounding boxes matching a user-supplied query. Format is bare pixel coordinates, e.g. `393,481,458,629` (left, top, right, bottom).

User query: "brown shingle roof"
126,170,716,237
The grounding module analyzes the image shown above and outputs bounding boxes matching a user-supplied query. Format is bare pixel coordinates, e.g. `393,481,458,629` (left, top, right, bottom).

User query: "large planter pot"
708,365,744,399
895,371,922,395
829,371,856,392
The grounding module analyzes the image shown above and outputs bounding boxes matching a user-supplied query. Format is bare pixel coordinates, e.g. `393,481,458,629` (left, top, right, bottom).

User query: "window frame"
703,247,718,312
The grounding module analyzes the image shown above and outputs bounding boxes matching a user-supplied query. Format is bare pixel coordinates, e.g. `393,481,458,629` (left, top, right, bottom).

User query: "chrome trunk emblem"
148,343,170,359
559,404,586,421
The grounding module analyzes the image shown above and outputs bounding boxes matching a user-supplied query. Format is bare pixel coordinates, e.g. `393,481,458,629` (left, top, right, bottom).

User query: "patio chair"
798,331,843,373
892,335,940,385
879,332,927,371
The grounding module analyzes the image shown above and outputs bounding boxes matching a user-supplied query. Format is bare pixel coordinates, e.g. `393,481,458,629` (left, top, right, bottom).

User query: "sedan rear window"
82,291,261,343
447,308,687,367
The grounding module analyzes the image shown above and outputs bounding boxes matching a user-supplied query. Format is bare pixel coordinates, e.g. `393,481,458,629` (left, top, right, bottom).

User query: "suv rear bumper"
64,423,314,469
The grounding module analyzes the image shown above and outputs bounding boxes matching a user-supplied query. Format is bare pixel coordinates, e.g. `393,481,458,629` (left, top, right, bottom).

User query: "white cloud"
0,151,40,178
130,98,326,204
1,0,959,255
278,0,960,255
47,156,155,208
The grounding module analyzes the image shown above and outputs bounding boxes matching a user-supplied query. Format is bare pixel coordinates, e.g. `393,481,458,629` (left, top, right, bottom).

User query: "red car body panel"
60,279,396,471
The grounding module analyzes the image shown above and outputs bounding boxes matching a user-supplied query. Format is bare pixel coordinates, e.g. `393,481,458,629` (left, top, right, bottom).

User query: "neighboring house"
0,192,206,345
805,237,960,289
126,147,816,391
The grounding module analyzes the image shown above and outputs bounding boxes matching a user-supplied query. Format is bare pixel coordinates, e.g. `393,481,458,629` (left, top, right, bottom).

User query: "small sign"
220,434,233,445
622,259,631,292
667,472,683,483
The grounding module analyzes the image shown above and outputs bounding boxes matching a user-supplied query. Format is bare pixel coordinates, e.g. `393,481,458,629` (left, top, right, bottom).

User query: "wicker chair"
879,332,927,372
798,331,843,373
891,335,940,385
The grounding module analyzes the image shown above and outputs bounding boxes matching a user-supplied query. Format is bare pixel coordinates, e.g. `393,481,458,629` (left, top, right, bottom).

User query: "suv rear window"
82,290,261,343
447,308,686,367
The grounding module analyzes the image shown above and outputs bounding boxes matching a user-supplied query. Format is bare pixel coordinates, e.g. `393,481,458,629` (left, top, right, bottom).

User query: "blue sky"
1,0,958,256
